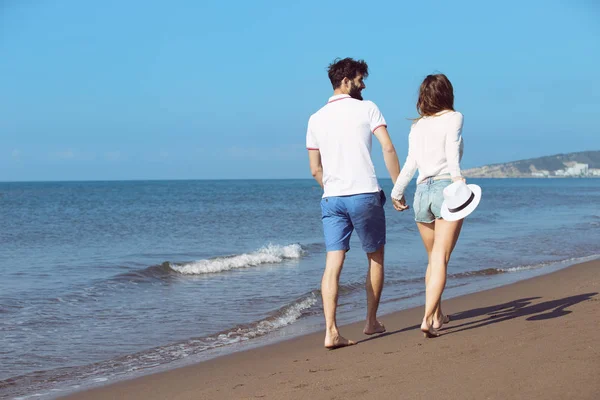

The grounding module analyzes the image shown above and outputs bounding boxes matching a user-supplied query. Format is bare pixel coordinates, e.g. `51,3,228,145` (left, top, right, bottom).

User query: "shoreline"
5,254,597,399
62,259,600,400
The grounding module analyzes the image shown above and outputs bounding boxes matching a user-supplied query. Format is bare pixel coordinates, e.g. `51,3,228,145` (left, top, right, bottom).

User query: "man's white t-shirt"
306,94,387,198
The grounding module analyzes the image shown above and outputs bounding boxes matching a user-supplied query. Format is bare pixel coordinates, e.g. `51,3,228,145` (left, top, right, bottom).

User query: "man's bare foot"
324,333,355,349
432,314,451,330
420,320,440,338
363,320,386,335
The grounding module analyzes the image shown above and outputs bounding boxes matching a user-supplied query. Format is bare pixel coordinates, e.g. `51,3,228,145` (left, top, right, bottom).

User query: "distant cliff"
463,151,600,178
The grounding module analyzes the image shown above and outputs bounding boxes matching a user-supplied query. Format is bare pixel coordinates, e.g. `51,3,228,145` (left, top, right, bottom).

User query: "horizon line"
0,176,560,184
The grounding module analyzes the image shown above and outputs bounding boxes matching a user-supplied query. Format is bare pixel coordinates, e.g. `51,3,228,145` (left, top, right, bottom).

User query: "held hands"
392,196,409,212
391,177,464,213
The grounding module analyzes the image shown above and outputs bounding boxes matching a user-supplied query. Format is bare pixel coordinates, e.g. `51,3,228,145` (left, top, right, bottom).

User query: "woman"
391,74,465,338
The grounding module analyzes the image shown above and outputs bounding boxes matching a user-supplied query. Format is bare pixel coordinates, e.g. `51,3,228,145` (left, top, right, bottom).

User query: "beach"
63,259,600,400
3,2,600,398
2,179,599,398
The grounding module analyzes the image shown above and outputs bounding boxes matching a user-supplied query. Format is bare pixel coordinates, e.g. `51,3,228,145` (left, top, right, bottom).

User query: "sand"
63,260,600,400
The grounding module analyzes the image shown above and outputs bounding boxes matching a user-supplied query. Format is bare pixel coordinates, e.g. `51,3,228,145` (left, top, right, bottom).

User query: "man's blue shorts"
320,190,386,253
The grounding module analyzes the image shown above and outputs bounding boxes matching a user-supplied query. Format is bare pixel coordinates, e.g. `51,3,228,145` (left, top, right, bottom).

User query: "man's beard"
348,83,363,100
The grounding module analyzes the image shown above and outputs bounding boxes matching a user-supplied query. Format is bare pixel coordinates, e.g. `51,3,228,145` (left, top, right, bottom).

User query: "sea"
1,178,599,399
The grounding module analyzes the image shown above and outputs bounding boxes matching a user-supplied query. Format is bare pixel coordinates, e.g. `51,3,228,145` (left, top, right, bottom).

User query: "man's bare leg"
364,246,386,335
322,250,355,348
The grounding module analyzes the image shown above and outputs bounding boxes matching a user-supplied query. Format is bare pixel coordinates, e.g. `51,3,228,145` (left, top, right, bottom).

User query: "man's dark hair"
327,58,369,89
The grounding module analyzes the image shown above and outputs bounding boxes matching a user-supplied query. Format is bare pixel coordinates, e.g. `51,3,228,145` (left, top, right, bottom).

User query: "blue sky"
1,0,599,181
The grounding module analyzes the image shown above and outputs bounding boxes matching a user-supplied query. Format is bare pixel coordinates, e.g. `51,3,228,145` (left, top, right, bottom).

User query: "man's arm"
373,126,400,184
308,149,323,188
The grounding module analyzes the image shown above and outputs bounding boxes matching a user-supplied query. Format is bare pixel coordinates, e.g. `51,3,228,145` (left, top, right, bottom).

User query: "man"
306,57,407,349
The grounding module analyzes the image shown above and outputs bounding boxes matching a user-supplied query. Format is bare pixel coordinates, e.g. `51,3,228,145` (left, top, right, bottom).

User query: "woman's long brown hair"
415,74,455,118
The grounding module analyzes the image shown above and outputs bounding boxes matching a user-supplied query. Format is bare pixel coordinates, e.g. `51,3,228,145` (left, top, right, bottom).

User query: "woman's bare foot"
432,313,451,330
363,320,386,335
324,333,355,349
420,320,440,338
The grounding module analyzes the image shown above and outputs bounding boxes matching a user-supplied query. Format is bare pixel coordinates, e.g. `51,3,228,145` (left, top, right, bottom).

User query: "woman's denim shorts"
413,177,452,223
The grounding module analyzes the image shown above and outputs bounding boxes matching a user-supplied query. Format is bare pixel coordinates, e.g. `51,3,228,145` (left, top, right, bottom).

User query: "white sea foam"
231,293,318,340
498,254,600,273
500,265,541,273
170,244,304,275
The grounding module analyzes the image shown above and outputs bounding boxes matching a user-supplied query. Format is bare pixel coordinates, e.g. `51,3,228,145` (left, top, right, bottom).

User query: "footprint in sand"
293,383,309,389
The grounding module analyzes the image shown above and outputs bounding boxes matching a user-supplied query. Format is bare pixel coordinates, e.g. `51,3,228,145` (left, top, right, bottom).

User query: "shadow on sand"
356,292,597,344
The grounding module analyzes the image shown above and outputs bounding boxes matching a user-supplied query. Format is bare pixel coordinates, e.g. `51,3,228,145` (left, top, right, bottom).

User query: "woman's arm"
445,112,464,181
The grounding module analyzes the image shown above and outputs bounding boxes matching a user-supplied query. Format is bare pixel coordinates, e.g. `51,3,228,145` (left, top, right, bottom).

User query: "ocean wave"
448,264,548,279
498,255,599,272
449,254,600,279
112,262,175,282
216,292,318,340
169,244,305,275
1,291,318,399
20,244,307,308
449,268,505,279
